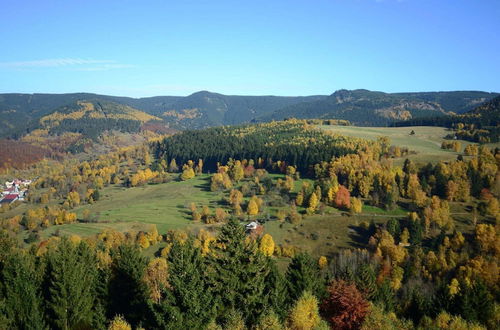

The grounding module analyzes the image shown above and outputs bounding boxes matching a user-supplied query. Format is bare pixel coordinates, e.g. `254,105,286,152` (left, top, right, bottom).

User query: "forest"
0,119,498,329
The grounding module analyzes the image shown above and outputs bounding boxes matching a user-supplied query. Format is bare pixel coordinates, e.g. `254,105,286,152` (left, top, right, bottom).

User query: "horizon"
1,87,500,99
1,1,500,97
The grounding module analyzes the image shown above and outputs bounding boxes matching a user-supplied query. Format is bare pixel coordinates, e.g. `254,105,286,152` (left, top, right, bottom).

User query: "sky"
0,0,499,97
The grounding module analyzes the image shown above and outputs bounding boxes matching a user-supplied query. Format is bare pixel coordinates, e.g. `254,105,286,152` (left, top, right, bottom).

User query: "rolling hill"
263,89,499,126
1,90,498,138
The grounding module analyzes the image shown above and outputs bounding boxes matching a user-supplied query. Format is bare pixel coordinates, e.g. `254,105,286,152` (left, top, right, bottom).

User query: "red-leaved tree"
321,280,370,330
334,185,351,209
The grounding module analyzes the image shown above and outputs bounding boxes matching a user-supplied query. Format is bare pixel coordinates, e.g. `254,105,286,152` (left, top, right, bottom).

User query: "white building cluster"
0,179,31,205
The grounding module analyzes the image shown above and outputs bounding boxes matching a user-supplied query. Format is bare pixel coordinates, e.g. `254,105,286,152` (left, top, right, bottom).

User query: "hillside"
393,95,500,143
157,91,326,129
263,89,498,126
0,92,324,137
1,90,498,137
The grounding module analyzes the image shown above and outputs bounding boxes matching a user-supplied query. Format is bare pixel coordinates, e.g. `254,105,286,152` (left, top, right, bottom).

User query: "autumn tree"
406,174,427,207
350,197,362,214
307,192,319,215
143,257,169,303
180,164,195,181
259,234,275,256
108,315,131,330
334,185,351,209
168,158,179,172
247,197,259,216
321,280,370,330
287,291,321,330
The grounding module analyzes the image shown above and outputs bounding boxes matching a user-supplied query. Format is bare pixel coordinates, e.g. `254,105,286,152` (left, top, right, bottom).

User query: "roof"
3,194,18,199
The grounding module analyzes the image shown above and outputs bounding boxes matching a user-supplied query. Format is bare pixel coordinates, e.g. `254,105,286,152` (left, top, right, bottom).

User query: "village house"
0,178,31,204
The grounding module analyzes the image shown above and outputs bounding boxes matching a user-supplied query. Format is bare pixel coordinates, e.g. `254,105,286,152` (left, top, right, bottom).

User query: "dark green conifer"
109,244,150,327
45,239,98,329
2,251,46,329
285,252,324,303
208,218,269,325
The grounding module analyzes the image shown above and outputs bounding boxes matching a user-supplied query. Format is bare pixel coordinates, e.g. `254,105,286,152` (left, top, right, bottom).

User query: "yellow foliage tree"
180,166,195,181
247,198,259,216
287,291,321,330
350,197,362,214
108,315,131,330
260,234,275,256
143,258,169,303
318,256,328,269
307,192,319,214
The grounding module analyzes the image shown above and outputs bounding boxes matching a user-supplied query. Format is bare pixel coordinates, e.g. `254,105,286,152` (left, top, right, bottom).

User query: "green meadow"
319,125,495,164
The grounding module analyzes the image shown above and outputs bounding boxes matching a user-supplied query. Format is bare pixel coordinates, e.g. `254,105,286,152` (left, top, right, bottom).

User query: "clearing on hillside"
319,125,499,164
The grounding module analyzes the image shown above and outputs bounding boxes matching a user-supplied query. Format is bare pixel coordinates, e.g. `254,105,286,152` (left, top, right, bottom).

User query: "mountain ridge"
1,89,498,137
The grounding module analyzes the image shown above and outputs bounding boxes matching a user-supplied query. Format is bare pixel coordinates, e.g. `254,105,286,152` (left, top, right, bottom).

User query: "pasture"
319,125,481,164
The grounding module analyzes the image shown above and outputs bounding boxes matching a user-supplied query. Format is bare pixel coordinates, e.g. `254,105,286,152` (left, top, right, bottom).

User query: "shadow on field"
348,224,369,249
194,176,212,191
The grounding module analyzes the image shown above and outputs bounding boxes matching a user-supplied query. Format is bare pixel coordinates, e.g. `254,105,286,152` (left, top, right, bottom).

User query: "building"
0,194,19,204
246,221,259,231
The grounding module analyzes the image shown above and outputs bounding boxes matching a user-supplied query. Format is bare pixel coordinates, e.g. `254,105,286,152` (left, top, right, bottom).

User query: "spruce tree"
155,238,216,329
2,251,46,329
45,239,98,330
355,264,377,300
285,253,324,303
264,259,288,320
208,218,269,325
109,244,150,327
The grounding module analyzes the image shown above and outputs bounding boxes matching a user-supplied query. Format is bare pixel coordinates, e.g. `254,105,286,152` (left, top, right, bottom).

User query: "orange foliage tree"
321,280,370,330
334,185,351,209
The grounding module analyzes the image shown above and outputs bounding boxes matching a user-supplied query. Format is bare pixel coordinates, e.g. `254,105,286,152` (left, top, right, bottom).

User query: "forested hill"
393,95,500,143
0,92,324,137
12,99,161,141
1,90,498,137
152,120,384,174
262,89,499,126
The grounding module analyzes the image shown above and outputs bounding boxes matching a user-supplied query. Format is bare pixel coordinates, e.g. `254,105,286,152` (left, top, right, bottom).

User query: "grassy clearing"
319,125,499,165
71,174,222,233
264,212,388,258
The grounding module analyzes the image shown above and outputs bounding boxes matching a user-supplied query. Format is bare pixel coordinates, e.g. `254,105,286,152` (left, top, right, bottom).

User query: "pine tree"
208,219,269,325
109,244,151,328
45,239,99,329
355,264,377,300
2,251,46,329
286,253,324,303
264,259,288,320
156,238,217,329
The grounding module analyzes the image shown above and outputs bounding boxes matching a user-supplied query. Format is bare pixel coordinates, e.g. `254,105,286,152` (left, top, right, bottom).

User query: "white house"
246,221,259,231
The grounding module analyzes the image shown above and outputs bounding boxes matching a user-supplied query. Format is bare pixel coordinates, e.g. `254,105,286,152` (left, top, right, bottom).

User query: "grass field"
319,125,499,165
71,174,223,233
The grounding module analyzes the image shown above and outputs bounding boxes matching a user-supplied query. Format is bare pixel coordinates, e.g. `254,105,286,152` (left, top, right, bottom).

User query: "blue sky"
1,0,499,97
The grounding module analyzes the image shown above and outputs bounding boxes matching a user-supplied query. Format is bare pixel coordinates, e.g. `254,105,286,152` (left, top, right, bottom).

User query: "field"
319,125,499,164
15,164,483,258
